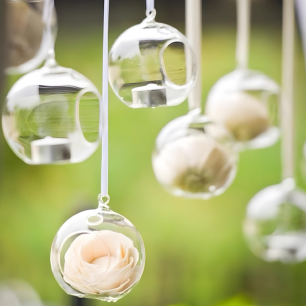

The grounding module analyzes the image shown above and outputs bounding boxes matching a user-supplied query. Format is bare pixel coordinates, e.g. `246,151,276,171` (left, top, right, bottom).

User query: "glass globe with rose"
51,196,145,302
206,69,280,150
152,110,238,199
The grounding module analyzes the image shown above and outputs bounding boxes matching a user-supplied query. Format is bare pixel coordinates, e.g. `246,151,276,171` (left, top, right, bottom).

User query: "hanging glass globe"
152,110,238,199
2,53,101,164
206,69,280,150
5,0,57,75
109,10,197,108
51,196,145,302
244,178,306,263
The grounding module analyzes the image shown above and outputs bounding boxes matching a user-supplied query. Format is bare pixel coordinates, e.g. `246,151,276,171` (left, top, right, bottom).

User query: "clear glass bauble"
206,69,280,150
0,280,43,306
109,10,197,108
244,178,306,263
2,55,101,165
152,110,238,199
51,197,145,302
5,0,57,75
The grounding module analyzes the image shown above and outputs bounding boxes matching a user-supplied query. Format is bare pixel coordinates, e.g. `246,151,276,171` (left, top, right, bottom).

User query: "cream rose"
206,91,269,142
63,230,143,296
153,134,235,194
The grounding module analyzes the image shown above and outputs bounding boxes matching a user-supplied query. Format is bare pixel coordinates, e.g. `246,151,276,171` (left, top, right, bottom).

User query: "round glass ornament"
244,178,306,263
2,53,101,164
51,196,145,302
0,280,43,306
5,0,57,75
109,10,197,108
152,110,238,199
206,69,280,150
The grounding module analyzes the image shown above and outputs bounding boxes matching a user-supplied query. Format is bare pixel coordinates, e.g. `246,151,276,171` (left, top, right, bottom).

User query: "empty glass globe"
244,178,306,263
0,280,43,306
51,197,145,302
206,69,280,150
2,55,101,164
152,110,238,199
6,0,57,74
109,10,197,108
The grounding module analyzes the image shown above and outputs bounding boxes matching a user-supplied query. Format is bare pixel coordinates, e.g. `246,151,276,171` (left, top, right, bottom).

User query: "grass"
1,23,306,306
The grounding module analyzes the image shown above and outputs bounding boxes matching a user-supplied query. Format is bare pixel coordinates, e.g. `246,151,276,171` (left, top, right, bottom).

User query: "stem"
101,0,110,197
281,0,295,180
186,0,202,111
236,0,251,70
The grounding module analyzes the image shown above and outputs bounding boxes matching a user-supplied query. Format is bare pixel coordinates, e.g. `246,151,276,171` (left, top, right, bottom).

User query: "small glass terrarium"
206,69,280,150
152,110,238,199
51,196,145,302
244,178,306,263
109,10,197,108
2,55,101,164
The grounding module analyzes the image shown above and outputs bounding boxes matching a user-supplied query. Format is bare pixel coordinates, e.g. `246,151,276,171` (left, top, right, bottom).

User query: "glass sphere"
206,69,280,150
0,280,43,306
51,197,145,302
109,10,197,108
2,56,101,164
152,110,238,199
244,178,306,263
6,0,57,74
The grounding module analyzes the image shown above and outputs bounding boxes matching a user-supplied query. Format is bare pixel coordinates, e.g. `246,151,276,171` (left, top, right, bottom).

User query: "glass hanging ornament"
2,1,101,165
5,0,57,75
244,179,306,263
52,1,145,299
205,0,280,150
51,195,145,302
152,109,238,199
243,0,306,264
109,9,197,108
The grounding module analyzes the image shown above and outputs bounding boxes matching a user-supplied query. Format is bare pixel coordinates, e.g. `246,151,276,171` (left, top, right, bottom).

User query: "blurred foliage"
1,13,306,306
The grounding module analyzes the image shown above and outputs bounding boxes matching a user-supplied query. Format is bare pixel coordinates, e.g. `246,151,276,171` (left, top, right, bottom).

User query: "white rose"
153,134,235,194
63,230,143,296
206,92,269,142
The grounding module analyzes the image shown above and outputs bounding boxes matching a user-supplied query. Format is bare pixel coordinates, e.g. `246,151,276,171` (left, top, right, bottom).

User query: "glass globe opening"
109,14,197,108
2,61,101,164
5,0,57,74
244,179,306,263
152,111,238,199
51,207,145,302
206,69,280,150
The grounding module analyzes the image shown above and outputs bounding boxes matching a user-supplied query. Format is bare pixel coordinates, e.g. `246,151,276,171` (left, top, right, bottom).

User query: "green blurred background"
1,0,306,305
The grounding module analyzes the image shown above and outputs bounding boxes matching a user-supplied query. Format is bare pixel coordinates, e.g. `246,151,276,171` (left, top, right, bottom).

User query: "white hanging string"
101,0,110,197
295,0,306,67
146,0,155,14
186,0,202,111
281,0,295,180
236,0,251,70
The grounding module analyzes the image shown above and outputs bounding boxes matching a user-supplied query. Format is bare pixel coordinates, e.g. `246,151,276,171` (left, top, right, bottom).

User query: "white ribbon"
186,0,202,111
236,0,250,70
295,0,306,67
101,0,110,197
146,0,155,14
281,0,295,180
